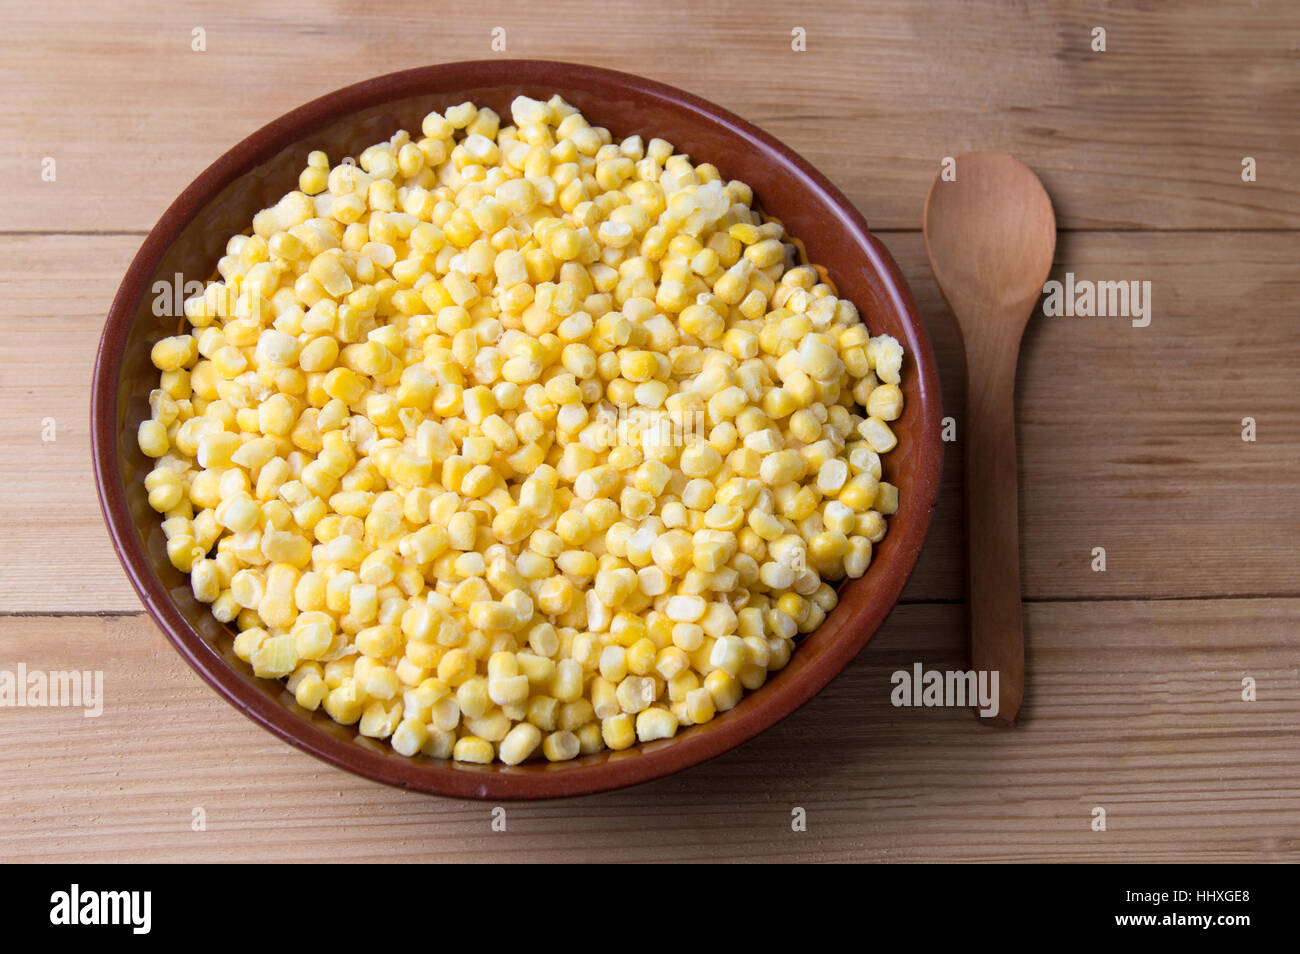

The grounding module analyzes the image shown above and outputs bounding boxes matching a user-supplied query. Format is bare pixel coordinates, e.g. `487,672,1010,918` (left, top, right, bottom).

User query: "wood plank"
2,231,1297,612
0,600,1294,862
1,0,1297,234
0,237,143,613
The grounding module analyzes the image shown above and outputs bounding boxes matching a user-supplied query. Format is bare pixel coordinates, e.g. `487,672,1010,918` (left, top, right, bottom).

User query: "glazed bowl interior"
93,60,942,799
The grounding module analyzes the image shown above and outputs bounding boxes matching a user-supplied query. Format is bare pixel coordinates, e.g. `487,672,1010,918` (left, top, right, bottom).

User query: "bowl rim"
91,58,943,799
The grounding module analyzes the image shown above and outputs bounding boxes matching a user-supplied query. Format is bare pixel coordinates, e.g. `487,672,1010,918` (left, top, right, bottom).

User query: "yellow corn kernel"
685,686,716,725
601,713,636,750
859,416,898,454
498,722,542,765
391,717,429,756
705,668,743,711
616,675,655,714
635,706,678,742
151,335,196,372
845,536,873,578
453,736,495,763
251,634,298,679
542,729,580,762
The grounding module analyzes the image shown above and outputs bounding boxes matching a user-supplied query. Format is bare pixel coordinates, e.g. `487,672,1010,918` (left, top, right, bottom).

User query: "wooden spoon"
923,152,1056,726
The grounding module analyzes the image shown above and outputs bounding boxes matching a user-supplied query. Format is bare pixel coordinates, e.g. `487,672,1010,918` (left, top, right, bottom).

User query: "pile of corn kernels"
137,94,905,765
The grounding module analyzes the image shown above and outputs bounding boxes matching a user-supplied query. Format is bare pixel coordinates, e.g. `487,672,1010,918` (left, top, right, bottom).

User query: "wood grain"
3,231,1296,613
0,601,1294,863
1,0,1298,234
2,0,1298,864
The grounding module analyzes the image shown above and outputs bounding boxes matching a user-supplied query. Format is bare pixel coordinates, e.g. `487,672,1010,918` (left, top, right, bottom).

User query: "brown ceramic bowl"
92,60,943,799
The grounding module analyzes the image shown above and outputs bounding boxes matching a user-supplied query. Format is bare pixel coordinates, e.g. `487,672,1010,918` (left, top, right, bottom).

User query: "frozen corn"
139,94,906,765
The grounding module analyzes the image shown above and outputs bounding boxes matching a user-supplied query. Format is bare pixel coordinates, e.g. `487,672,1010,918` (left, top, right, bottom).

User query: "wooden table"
2,0,1296,862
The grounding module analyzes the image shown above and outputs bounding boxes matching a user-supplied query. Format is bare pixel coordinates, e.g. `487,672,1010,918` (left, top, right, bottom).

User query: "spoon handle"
964,351,1025,725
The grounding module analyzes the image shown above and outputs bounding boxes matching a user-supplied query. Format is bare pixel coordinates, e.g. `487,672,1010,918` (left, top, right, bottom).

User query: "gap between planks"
5,589,1300,620
7,227,1300,237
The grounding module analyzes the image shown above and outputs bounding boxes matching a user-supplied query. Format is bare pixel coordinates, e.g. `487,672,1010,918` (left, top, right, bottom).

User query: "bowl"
92,59,943,799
